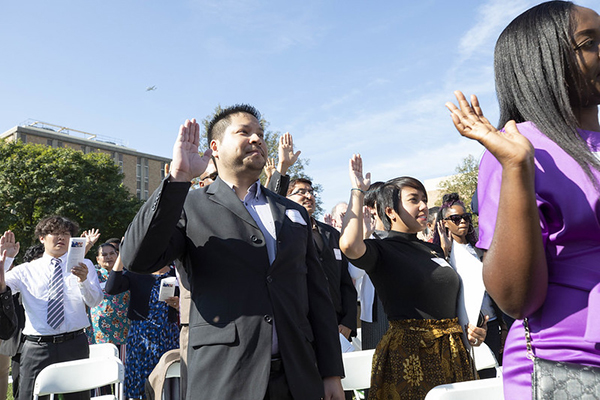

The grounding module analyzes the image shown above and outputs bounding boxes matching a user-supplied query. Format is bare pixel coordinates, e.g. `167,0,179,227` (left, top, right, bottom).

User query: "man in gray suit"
121,105,344,400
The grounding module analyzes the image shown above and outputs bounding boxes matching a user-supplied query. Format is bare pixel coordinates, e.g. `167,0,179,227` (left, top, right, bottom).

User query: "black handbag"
524,318,600,399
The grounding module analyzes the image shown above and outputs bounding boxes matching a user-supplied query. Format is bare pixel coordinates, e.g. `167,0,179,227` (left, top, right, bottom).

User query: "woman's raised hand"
446,91,534,169
436,220,452,258
349,154,371,192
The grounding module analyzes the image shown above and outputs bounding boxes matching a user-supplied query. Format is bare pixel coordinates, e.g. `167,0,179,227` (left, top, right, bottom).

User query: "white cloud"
457,0,534,62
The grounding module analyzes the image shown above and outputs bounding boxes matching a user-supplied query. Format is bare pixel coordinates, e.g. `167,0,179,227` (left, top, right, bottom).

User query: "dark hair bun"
442,193,460,204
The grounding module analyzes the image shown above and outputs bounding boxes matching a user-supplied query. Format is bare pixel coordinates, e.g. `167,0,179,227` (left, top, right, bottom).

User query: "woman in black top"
339,155,485,400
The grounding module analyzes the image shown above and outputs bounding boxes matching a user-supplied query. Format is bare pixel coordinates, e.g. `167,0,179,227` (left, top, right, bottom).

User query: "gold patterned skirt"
368,317,475,400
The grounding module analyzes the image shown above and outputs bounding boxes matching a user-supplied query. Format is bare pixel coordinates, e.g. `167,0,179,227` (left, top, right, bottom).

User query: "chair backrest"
33,356,124,399
424,377,504,400
89,343,119,359
341,349,375,391
165,361,181,379
472,342,502,377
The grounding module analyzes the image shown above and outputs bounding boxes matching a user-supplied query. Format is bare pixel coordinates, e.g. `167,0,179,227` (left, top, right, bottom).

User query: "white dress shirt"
5,252,103,335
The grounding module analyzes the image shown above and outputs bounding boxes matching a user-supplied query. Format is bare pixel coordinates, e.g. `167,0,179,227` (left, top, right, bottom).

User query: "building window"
47,139,53,146
57,141,63,148
20,134,27,143
81,145,87,153
161,162,166,179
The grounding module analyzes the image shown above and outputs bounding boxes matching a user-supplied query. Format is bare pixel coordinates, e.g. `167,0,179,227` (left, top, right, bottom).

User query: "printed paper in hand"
66,237,86,272
158,276,178,301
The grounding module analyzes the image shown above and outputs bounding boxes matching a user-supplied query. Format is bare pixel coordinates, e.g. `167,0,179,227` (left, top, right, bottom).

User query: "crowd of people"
0,1,599,399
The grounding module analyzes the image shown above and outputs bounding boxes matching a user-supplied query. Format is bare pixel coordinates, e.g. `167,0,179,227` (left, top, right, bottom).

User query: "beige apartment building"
1,121,171,200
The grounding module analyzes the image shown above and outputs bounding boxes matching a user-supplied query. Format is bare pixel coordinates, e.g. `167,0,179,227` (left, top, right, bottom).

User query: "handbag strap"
523,318,536,360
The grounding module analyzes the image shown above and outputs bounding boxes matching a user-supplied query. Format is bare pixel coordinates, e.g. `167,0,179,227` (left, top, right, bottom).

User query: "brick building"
1,121,171,200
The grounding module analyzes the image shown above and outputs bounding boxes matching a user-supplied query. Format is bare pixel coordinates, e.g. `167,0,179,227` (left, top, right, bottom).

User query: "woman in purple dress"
446,1,600,398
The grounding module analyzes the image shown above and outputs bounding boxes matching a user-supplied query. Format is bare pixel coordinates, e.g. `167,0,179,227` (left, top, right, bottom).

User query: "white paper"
66,237,86,273
333,248,342,261
158,276,178,301
285,209,307,225
339,332,355,353
449,241,486,349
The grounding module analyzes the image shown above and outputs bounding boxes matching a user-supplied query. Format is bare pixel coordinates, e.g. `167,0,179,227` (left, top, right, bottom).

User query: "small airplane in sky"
146,86,157,91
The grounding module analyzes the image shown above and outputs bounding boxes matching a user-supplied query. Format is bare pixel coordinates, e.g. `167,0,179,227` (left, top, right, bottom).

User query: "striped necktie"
47,258,64,329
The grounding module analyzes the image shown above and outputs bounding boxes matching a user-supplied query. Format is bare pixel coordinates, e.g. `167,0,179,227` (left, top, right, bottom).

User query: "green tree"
198,106,323,216
0,141,142,260
437,154,479,215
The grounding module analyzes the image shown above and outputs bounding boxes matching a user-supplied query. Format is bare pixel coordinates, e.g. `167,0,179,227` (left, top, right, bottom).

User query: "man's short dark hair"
287,178,313,196
34,216,79,238
207,104,262,144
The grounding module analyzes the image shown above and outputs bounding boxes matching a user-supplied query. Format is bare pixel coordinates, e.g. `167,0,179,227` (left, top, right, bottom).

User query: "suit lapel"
317,222,331,250
207,178,260,230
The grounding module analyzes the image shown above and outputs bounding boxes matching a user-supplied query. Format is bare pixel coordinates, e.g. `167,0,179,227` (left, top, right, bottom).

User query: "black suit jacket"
121,177,343,400
314,221,357,335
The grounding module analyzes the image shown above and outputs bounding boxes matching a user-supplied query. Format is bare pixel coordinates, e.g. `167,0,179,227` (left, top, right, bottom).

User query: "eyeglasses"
289,188,315,197
100,251,118,258
444,213,472,225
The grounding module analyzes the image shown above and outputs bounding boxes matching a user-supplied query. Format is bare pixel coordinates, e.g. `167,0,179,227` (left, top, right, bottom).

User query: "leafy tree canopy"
198,105,324,216
436,154,479,220
0,141,142,261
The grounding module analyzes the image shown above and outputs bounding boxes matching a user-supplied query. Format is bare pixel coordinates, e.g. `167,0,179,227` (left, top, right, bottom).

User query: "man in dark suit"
286,178,357,341
121,105,344,400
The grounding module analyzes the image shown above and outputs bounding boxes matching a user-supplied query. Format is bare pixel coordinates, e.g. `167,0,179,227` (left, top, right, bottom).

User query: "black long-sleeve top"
105,268,179,323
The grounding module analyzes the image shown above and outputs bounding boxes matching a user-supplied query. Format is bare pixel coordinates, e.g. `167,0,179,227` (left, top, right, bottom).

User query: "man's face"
288,181,316,216
211,113,267,177
40,230,71,258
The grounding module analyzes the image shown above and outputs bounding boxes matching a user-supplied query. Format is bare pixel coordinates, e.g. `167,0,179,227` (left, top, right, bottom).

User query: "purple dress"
477,121,600,399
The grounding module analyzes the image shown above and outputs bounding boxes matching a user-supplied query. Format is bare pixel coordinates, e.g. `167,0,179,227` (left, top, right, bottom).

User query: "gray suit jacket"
121,177,343,400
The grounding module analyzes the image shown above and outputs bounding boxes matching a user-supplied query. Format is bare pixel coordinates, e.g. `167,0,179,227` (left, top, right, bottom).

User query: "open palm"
446,91,534,169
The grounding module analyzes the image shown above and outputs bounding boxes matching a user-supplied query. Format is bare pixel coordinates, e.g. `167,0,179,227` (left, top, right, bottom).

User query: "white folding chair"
341,349,375,400
424,377,504,400
89,343,119,359
89,343,122,398
165,361,180,379
33,356,124,400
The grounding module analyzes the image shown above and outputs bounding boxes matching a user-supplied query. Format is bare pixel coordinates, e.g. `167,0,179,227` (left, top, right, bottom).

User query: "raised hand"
171,119,213,182
278,132,301,175
349,154,371,192
446,91,534,168
82,228,100,254
0,231,20,258
436,221,452,257
264,158,276,180
362,206,376,239
323,213,335,227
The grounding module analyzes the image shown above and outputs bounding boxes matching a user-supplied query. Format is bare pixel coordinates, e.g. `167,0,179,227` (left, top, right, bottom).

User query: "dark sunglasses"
444,213,472,225
201,171,218,182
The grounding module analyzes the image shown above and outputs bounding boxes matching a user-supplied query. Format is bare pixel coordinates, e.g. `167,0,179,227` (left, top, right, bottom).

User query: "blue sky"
1,0,596,215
